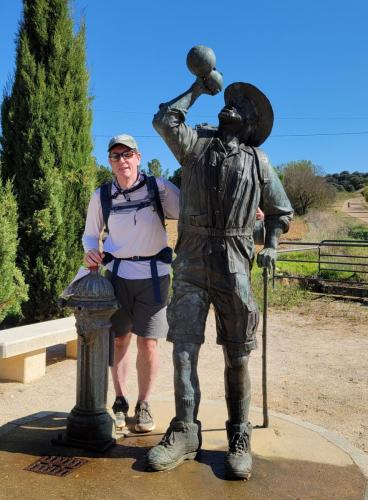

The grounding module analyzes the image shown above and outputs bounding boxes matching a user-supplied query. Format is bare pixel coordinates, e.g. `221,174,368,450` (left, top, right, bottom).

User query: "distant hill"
325,171,368,192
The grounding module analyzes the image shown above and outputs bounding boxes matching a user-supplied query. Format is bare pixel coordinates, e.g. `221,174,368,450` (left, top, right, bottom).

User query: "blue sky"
1,0,367,175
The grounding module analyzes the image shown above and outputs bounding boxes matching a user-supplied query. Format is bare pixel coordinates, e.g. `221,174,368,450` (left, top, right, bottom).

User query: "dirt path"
1,298,367,454
342,194,368,225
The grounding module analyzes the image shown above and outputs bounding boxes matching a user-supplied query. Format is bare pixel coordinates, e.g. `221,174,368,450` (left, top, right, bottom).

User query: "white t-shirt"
82,174,179,279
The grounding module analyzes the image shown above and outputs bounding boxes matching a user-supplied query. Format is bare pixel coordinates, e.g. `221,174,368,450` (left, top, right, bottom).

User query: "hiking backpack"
99,175,166,233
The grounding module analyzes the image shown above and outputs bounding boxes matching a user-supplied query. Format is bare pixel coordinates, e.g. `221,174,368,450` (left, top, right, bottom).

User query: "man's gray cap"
224,82,274,147
108,134,138,151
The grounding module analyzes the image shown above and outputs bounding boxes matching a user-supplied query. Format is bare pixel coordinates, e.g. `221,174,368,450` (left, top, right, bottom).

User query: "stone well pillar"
54,268,118,451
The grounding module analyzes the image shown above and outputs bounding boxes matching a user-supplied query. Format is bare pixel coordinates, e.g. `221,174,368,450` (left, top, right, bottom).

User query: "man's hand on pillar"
84,249,104,268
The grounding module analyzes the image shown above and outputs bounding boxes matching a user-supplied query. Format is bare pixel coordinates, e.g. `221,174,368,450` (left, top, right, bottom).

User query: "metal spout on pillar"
53,267,119,451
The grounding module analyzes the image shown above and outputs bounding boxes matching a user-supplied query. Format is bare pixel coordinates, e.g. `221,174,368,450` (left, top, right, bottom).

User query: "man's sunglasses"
109,150,136,161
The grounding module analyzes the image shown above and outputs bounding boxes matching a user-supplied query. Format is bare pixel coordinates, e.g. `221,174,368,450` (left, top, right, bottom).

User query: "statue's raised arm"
153,46,223,165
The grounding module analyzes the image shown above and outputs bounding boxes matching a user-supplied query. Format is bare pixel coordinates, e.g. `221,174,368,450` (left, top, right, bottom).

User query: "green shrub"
275,250,319,277
348,226,368,241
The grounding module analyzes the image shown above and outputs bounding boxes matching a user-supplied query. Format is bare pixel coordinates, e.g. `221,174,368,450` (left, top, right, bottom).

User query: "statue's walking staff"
262,266,269,428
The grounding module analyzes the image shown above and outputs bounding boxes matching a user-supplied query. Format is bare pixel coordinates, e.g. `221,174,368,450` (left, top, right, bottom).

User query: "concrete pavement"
0,399,367,499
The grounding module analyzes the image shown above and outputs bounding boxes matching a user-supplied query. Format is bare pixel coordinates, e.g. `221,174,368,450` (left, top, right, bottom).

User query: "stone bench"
0,317,77,383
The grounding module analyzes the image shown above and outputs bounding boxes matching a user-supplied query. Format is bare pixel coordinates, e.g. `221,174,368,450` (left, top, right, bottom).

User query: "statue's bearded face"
218,97,257,142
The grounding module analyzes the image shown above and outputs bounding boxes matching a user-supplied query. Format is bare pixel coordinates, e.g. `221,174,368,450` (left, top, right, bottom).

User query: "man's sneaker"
225,421,253,480
134,401,155,433
147,418,202,471
112,396,129,430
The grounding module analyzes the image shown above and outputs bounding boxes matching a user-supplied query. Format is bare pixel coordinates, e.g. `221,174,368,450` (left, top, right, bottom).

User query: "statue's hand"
203,70,223,95
192,77,214,96
193,71,223,96
257,248,276,271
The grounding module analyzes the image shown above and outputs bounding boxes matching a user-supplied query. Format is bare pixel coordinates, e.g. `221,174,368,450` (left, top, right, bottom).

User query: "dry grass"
295,296,368,323
280,218,307,241
303,209,350,242
167,218,308,250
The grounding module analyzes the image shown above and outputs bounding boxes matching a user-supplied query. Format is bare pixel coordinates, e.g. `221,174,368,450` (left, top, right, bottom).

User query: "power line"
93,108,368,121
94,131,368,139
94,134,157,138
277,117,368,121
271,131,368,137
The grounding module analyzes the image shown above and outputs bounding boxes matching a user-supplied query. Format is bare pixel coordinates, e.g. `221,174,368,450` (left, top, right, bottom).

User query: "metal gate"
273,239,368,297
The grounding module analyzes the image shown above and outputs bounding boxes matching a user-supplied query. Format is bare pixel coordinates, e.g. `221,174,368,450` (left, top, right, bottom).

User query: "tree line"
325,171,368,192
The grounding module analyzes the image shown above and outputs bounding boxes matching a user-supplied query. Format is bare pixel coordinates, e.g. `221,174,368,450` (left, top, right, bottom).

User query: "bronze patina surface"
147,46,293,477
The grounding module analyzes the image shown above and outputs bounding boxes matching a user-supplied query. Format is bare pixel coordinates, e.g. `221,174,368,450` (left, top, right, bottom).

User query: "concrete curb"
250,406,368,481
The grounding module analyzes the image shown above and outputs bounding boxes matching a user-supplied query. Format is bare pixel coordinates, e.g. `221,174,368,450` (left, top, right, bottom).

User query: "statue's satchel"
251,147,270,190
251,147,271,246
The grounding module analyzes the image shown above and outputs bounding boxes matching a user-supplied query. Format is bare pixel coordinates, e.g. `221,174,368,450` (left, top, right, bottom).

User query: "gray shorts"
106,272,170,339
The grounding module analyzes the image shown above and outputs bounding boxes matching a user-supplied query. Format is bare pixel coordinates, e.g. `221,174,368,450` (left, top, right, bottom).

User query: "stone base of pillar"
52,406,116,452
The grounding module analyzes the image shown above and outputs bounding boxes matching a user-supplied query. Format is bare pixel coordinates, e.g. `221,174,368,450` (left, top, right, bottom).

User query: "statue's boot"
225,420,252,480
147,418,202,471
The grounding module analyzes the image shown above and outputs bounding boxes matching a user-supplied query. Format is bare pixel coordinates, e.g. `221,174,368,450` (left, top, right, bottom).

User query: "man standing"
147,79,293,478
83,135,179,433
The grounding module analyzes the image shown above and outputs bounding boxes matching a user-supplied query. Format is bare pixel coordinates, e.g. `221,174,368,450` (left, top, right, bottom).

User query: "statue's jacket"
153,104,293,297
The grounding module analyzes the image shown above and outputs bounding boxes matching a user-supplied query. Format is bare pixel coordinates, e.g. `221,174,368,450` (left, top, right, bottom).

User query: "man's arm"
82,189,105,267
152,79,218,165
157,177,180,220
256,154,293,270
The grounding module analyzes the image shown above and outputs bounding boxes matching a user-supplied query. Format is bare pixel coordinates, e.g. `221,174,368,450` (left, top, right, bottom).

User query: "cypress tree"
0,178,28,325
0,0,95,321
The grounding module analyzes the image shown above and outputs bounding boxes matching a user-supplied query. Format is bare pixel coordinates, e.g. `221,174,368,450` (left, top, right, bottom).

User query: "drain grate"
25,455,88,477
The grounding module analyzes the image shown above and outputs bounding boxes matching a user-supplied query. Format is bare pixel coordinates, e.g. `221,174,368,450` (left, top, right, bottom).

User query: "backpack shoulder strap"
100,182,112,233
146,176,166,230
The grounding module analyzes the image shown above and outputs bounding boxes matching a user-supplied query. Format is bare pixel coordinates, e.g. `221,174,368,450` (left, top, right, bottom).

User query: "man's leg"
223,346,253,479
134,337,159,432
111,333,132,428
111,333,132,397
132,275,171,432
136,337,159,402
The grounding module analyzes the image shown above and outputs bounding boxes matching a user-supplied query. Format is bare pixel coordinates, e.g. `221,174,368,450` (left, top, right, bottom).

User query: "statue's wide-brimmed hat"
224,82,274,146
